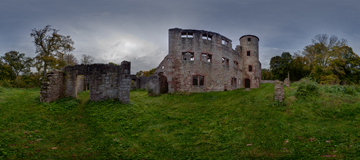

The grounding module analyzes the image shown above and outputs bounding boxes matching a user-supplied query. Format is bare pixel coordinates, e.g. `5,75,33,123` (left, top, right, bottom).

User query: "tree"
302,34,348,84
270,56,282,80
136,70,143,77
80,54,95,65
58,53,78,67
142,68,157,77
1,51,33,78
30,25,75,78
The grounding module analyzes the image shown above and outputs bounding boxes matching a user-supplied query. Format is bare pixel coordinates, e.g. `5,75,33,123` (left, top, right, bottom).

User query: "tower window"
249,65,252,72
182,52,194,61
247,51,250,56
248,38,251,41
193,75,204,86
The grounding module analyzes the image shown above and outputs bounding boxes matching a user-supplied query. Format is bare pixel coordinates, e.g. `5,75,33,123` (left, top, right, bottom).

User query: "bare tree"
81,54,95,65
30,25,75,78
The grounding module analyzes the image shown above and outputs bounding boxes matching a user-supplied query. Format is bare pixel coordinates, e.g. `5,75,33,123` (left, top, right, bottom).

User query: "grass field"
1,83,360,159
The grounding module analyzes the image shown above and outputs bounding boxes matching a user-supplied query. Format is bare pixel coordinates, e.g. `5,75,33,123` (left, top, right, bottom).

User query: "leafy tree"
0,63,16,80
108,62,118,66
1,51,33,78
80,54,94,65
142,68,157,77
261,69,272,80
270,56,282,80
136,70,143,77
30,25,75,78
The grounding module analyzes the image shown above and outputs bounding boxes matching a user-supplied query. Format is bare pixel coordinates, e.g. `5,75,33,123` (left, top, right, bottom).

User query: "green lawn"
1,83,360,159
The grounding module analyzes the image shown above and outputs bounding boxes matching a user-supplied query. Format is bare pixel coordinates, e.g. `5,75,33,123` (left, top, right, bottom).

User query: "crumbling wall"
138,76,149,89
40,61,131,103
40,71,64,103
274,80,284,102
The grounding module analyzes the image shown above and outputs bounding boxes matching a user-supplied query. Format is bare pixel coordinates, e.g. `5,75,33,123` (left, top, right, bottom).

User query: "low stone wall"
261,80,275,83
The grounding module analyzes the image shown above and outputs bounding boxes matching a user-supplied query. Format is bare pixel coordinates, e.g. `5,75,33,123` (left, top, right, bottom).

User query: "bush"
322,85,357,95
295,78,319,99
0,80,12,88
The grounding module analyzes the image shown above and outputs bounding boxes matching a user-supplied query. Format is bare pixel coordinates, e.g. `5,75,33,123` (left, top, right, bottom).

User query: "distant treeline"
262,34,360,85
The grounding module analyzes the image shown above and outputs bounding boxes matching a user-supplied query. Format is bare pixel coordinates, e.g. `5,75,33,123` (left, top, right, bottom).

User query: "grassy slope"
1,83,360,159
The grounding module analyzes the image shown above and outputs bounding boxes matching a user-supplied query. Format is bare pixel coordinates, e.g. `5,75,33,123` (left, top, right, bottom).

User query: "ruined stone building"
40,61,131,103
153,28,261,92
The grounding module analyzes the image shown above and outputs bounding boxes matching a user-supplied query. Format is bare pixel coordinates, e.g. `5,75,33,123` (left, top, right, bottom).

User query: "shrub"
0,80,12,88
295,78,319,99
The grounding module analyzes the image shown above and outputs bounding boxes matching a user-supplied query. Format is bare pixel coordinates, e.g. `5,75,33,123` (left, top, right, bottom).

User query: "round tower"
240,35,261,88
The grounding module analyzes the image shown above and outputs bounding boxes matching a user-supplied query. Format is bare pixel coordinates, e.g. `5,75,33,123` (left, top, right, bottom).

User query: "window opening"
201,53,212,63
249,65,252,72
231,78,237,86
222,57,229,66
182,52,194,61
247,51,250,56
222,39,229,45
248,38,251,41
181,32,194,38
202,34,212,40
161,66,165,69
233,61,239,68
193,75,205,86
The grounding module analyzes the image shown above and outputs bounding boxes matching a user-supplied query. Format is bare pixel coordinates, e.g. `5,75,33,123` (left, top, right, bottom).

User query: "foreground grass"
1,83,360,159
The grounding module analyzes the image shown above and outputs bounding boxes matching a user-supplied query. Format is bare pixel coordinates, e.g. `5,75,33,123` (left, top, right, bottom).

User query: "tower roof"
239,35,259,41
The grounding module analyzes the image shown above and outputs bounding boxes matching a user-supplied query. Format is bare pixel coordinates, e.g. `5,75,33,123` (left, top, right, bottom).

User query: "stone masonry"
274,80,284,102
154,28,261,93
40,61,131,103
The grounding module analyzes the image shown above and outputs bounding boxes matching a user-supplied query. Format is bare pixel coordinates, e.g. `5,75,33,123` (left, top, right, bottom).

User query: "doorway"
245,78,250,88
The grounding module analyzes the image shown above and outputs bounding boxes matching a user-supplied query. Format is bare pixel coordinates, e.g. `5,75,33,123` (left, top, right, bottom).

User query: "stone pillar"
274,80,284,102
284,78,290,87
40,70,64,103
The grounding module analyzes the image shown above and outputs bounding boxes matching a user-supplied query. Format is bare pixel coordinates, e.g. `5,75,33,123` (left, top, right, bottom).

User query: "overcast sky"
1,0,360,74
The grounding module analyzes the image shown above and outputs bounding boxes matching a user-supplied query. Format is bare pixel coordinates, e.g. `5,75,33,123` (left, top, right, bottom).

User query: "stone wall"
147,75,161,96
40,71,64,103
40,61,131,103
261,80,275,83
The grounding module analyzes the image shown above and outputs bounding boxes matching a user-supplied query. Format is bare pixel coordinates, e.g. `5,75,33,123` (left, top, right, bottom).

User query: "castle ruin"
150,28,261,93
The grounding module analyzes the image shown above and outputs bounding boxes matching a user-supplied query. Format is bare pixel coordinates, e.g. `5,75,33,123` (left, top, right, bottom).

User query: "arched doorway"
245,78,250,88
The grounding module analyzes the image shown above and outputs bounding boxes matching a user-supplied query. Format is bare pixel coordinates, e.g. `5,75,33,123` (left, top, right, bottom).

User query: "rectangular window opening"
222,57,229,66
233,61,239,68
222,39,228,45
249,66,253,72
193,75,205,86
181,32,194,38
199,76,204,86
182,52,194,61
247,51,250,56
202,53,212,63
193,75,198,85
248,38,251,41
231,78,237,86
